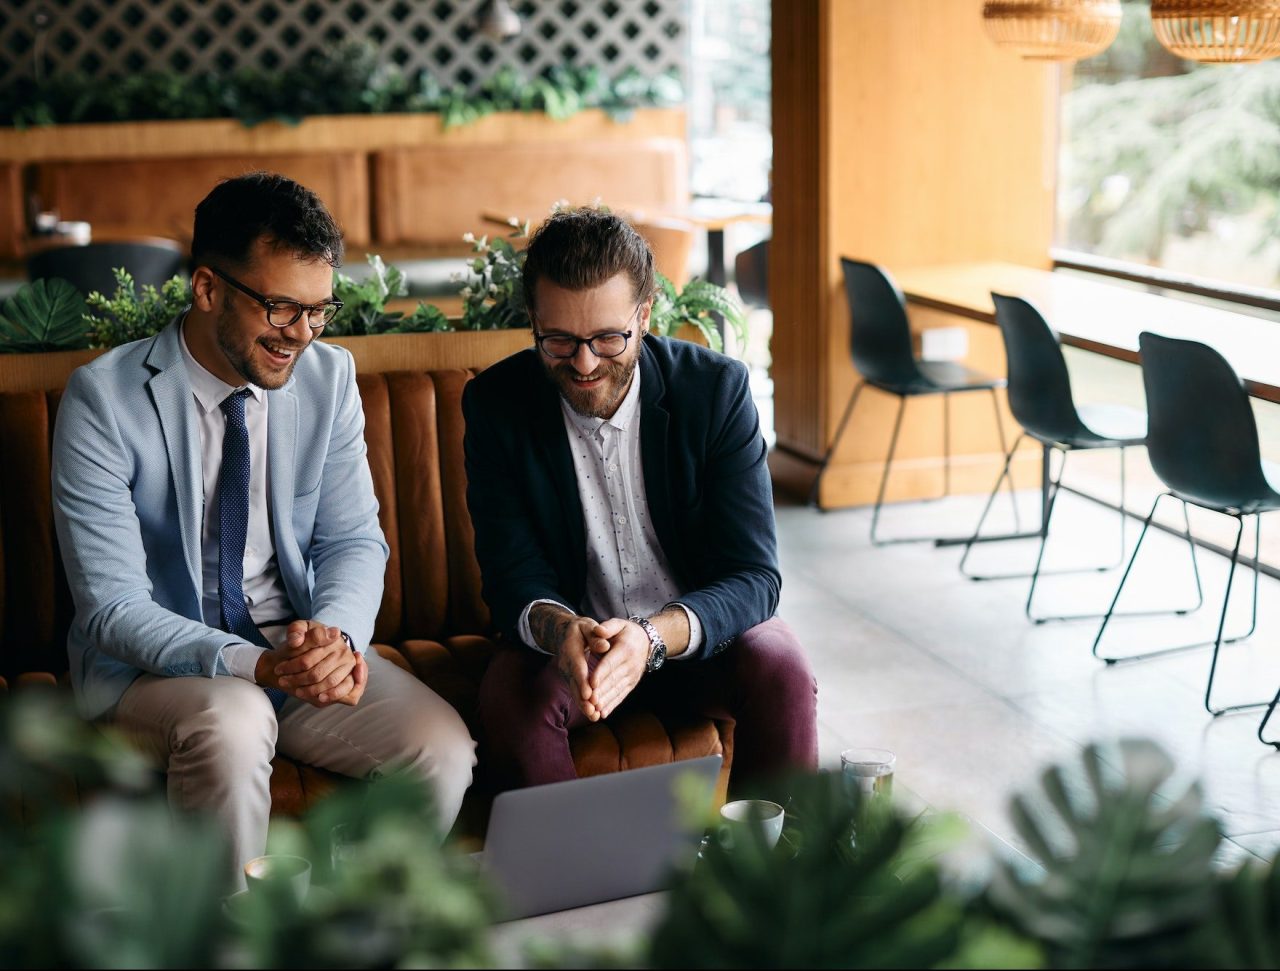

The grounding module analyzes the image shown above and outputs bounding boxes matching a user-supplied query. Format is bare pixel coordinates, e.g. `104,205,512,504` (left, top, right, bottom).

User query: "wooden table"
893,261,1280,404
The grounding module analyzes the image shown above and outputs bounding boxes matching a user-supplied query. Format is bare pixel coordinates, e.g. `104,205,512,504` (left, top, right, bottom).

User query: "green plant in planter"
83,269,190,348
0,277,90,353
329,254,452,337
458,225,532,331
649,275,747,354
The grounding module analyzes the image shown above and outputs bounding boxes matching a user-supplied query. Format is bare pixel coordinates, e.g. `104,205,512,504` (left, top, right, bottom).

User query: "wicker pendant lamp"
1150,1,1280,62
982,0,1124,60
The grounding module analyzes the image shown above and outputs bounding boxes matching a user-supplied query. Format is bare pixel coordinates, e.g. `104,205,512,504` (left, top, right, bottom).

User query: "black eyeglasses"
533,304,643,360
210,267,342,330
534,330,634,360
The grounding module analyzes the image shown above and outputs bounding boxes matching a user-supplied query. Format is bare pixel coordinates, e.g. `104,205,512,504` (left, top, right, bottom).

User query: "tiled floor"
775,484,1280,867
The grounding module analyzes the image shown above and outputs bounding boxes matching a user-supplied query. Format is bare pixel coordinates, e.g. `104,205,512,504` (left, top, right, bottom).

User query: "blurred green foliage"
0,41,683,131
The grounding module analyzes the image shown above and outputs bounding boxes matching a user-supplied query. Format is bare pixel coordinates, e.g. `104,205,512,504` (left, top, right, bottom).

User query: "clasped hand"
255,620,367,708
557,615,649,722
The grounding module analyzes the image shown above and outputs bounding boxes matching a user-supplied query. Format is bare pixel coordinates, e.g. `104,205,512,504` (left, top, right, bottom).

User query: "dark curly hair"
191,171,344,269
521,207,654,315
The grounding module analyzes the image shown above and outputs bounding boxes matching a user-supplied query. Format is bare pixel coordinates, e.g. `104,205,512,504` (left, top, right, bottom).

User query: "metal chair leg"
960,444,1147,602
988,388,1021,534
957,433,1026,576
808,381,865,509
1093,498,1257,673
1205,514,1264,716
869,397,910,544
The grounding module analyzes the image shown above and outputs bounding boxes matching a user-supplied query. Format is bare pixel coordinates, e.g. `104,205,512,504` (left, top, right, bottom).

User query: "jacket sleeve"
675,360,781,659
52,367,239,678
307,349,389,652
463,379,576,644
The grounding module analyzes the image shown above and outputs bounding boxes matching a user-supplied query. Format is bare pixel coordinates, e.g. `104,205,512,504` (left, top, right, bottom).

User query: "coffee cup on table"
717,798,785,851
244,854,311,904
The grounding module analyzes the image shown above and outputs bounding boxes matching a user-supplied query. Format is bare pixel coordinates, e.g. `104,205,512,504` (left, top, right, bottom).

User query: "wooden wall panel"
0,163,23,261
34,152,371,248
372,138,688,247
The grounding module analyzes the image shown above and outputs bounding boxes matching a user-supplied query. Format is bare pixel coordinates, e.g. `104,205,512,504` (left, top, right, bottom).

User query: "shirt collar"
560,363,642,437
178,315,265,415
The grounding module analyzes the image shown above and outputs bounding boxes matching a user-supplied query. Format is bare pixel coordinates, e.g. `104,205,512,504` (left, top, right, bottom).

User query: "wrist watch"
339,630,355,652
629,615,667,673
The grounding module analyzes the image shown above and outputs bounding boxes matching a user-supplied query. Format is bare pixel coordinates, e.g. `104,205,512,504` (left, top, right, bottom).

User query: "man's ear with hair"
190,266,219,313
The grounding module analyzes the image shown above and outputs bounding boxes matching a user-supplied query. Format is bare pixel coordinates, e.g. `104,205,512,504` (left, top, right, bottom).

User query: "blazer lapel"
266,377,306,611
638,343,680,570
530,358,586,579
144,322,203,596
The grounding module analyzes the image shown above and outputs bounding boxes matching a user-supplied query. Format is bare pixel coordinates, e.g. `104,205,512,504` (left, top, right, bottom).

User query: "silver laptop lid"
481,754,722,920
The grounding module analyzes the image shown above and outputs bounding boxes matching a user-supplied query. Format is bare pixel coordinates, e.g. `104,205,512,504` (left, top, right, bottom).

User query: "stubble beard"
216,301,309,390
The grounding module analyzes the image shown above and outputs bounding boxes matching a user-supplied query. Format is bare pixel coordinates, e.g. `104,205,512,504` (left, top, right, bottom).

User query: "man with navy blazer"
52,173,475,884
464,208,817,793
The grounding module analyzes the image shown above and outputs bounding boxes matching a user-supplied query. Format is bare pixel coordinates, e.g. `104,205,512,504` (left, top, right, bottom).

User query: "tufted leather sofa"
0,356,733,840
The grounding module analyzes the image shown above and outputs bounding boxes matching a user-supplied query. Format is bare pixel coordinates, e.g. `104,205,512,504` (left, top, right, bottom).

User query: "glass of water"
840,747,896,804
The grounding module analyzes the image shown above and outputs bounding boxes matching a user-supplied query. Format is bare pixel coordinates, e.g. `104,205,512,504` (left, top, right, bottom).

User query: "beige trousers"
113,649,476,886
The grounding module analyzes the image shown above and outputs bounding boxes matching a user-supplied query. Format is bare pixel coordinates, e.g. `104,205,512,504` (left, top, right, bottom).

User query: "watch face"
648,642,666,671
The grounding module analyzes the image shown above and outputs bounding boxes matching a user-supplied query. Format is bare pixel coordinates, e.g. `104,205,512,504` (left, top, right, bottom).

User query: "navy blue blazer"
462,334,780,661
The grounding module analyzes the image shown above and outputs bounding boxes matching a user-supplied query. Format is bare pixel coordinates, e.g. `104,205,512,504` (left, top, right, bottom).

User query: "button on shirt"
518,367,703,655
179,324,291,679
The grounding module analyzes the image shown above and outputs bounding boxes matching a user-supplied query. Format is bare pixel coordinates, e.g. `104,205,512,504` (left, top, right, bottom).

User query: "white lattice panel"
0,0,687,91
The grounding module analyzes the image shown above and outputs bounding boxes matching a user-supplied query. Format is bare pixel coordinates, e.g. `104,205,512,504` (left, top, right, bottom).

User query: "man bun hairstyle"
522,207,655,316
191,171,344,270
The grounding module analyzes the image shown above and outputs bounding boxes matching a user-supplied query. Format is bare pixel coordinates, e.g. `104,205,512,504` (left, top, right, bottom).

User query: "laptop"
477,754,722,920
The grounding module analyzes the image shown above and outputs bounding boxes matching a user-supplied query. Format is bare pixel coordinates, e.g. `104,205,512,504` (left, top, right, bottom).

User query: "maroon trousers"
476,616,818,796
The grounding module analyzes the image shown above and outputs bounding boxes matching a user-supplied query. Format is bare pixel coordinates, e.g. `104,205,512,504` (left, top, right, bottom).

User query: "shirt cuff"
518,599,575,654
220,642,268,682
667,602,703,659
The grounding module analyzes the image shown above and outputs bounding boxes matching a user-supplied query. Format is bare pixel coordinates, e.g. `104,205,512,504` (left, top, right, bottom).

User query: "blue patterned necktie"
219,388,286,712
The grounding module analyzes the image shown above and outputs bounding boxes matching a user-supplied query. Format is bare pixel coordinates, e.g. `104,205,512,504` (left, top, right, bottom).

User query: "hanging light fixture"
475,0,522,42
1150,1,1280,63
982,0,1124,61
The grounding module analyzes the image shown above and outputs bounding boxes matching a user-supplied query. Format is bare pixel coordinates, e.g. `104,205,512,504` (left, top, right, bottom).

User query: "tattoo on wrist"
530,604,575,653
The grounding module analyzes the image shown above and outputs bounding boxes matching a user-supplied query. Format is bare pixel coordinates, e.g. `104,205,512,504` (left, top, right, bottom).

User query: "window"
1058,1,1280,294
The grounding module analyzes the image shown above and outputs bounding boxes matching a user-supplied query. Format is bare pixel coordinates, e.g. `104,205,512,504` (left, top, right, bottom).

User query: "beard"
216,300,310,390
546,353,638,419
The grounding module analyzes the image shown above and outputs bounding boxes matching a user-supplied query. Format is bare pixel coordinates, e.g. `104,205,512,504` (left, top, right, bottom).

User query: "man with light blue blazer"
52,173,475,884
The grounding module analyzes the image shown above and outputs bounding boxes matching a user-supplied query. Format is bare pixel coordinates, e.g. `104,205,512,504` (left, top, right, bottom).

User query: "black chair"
733,237,769,308
27,239,186,299
961,294,1203,623
808,258,1011,544
1093,333,1278,735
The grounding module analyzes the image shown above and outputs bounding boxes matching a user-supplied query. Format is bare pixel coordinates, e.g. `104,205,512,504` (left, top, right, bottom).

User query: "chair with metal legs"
1093,333,1280,734
808,258,1012,545
961,294,1203,624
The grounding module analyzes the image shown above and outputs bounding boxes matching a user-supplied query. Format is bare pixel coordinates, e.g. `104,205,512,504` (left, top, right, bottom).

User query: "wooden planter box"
0,329,533,394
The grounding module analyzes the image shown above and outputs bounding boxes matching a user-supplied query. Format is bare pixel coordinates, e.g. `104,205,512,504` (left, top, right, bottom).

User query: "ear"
190,266,219,313
637,298,654,337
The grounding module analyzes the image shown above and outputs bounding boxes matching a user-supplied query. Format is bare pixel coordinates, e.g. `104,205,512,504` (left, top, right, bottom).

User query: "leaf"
0,278,90,353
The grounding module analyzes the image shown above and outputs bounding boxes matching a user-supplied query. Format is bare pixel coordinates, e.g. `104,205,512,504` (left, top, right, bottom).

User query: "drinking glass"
840,747,896,803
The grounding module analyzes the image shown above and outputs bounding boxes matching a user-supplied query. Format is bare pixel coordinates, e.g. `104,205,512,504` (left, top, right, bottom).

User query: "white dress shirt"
179,323,291,680
518,367,702,656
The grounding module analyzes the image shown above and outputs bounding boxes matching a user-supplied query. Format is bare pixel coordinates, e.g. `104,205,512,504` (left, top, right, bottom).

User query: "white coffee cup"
717,798,785,851
244,854,311,904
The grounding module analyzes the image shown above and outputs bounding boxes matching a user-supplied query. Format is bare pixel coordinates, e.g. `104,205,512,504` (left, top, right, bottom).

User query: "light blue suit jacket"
52,318,389,719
